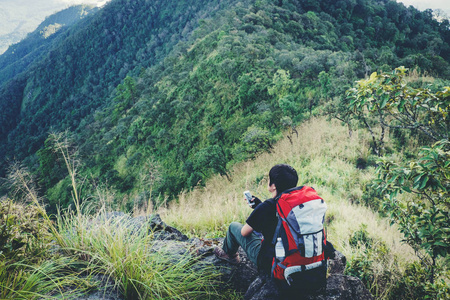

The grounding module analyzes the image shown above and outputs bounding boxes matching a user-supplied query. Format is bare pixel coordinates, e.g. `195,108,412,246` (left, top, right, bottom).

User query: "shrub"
346,224,397,298
0,199,52,262
391,262,450,300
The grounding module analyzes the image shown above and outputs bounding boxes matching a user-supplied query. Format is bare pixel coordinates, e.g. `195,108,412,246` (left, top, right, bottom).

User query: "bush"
346,224,396,298
391,262,450,300
0,199,52,262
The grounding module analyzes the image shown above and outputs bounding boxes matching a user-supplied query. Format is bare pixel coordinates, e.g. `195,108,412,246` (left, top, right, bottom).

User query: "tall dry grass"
159,116,417,298
160,117,411,253
57,209,224,299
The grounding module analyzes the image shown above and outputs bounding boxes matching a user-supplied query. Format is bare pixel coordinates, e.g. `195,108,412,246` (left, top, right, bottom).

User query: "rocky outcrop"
243,273,373,300
85,213,373,300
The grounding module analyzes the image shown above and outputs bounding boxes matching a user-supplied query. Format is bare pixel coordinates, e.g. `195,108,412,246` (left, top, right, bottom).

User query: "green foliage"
112,76,137,122
347,67,449,287
390,261,450,300
37,138,67,191
193,145,229,179
1,0,450,210
375,141,450,272
268,69,293,99
0,199,52,262
349,224,373,248
347,67,449,155
346,225,394,298
239,126,274,159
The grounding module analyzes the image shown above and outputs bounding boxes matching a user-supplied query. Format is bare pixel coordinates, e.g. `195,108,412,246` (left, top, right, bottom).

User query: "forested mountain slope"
0,0,449,210
0,0,231,173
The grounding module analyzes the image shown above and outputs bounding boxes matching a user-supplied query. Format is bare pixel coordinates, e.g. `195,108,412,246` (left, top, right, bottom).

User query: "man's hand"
243,195,262,209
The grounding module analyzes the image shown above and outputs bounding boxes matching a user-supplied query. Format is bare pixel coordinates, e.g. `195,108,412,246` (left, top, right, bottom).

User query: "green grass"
3,116,447,299
159,116,419,299
57,209,224,299
0,257,94,299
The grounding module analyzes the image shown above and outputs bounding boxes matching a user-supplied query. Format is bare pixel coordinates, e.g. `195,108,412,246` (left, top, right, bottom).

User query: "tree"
241,126,274,158
268,69,293,100
112,76,137,121
347,67,450,284
346,66,449,155
375,140,449,284
193,145,229,180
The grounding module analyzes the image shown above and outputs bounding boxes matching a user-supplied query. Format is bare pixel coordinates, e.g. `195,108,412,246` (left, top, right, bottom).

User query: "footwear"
214,247,240,264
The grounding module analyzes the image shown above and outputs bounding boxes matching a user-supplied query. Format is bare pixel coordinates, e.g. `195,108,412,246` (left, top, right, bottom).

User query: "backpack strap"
272,216,283,245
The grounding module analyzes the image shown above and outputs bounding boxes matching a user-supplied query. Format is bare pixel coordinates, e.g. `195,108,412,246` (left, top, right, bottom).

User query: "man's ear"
269,183,277,193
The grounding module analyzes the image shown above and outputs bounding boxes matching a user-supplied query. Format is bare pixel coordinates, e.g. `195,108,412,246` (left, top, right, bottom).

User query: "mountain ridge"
0,0,449,207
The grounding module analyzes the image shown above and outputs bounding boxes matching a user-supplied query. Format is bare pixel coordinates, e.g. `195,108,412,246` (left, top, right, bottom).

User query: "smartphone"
243,190,253,206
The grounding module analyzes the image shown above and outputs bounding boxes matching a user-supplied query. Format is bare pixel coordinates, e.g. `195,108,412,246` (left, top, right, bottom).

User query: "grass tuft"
58,209,224,299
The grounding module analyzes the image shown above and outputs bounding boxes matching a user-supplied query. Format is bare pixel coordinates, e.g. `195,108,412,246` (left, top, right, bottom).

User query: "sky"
50,0,450,15
55,0,109,6
398,0,450,15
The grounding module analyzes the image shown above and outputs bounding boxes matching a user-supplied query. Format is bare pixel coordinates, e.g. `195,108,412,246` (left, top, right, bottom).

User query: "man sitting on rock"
215,164,331,298
214,164,296,269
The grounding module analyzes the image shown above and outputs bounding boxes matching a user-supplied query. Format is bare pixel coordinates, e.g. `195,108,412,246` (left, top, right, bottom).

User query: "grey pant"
222,222,262,266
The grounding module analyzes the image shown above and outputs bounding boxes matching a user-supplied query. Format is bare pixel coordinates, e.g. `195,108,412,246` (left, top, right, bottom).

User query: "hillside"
0,1,448,298
2,116,447,299
0,0,231,185
0,0,449,209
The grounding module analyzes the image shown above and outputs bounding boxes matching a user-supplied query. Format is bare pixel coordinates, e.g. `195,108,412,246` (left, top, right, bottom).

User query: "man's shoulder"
254,198,277,212
263,197,277,206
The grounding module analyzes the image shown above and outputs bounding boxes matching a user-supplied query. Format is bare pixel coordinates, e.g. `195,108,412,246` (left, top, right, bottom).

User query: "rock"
327,250,346,275
243,250,373,300
81,213,372,300
76,279,122,300
318,274,373,300
187,237,258,293
94,212,189,241
245,275,280,300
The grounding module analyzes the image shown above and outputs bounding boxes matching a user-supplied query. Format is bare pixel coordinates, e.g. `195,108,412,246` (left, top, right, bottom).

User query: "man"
214,164,332,297
214,164,299,274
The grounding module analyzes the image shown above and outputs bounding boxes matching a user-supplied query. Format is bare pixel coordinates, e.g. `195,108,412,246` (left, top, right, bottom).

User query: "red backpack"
271,186,327,287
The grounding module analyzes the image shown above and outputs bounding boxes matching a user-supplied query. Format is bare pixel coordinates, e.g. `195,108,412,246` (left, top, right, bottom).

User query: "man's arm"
241,223,254,236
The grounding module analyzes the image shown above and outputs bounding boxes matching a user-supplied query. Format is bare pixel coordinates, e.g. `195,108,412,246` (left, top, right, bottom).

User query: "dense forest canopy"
0,0,449,211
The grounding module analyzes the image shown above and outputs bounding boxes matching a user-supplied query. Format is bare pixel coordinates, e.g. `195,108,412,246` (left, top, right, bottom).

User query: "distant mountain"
0,0,449,209
0,5,99,87
0,0,107,54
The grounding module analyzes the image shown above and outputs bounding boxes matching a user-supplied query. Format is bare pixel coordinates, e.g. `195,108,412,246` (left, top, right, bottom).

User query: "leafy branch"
348,67,449,284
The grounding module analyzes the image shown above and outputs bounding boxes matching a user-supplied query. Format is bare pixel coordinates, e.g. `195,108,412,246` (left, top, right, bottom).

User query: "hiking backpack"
271,186,327,287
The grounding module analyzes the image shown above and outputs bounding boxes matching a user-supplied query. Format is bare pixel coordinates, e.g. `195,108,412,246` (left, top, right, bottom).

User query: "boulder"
82,213,373,300
241,249,373,300
187,236,372,300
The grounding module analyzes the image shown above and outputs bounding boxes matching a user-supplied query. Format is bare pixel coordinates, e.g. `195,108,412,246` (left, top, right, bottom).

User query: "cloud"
397,0,450,15
56,0,109,7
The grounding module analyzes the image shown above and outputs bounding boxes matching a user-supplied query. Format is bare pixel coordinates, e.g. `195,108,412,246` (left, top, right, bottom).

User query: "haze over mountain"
0,0,449,209
399,0,450,15
0,0,109,54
